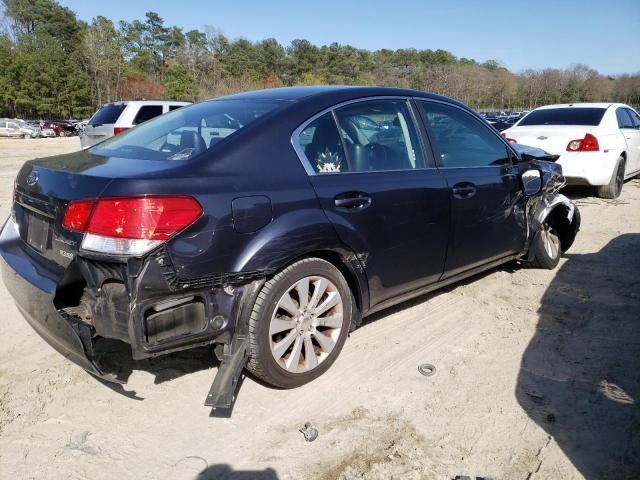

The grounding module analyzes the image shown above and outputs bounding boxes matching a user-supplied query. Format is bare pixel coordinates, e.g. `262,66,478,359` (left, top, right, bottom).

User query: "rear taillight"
566,133,599,152
63,196,202,256
113,127,129,135
63,200,95,232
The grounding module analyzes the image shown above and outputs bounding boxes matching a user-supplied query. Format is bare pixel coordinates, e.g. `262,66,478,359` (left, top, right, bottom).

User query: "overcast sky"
60,0,640,75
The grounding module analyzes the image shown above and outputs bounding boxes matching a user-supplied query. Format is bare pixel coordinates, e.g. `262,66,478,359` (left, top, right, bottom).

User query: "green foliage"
0,0,638,119
164,64,197,100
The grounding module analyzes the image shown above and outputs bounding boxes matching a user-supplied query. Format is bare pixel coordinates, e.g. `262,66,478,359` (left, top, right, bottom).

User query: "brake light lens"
63,200,95,232
113,127,129,135
63,196,202,256
566,133,599,152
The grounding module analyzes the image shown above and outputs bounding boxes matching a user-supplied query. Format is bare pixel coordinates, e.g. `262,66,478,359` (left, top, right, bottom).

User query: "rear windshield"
90,99,285,161
89,104,127,126
518,108,606,126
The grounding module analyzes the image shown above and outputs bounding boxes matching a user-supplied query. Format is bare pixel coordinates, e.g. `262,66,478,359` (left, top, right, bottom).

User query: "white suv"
80,100,191,149
503,103,640,198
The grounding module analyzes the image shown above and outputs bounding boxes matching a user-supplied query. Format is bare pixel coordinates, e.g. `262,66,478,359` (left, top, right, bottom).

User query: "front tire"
58,131,66,137
597,157,625,199
528,224,561,269
247,258,353,388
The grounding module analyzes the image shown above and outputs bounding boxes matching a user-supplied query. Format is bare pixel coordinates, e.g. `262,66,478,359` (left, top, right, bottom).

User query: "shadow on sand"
516,233,640,479
195,464,279,479
89,341,218,399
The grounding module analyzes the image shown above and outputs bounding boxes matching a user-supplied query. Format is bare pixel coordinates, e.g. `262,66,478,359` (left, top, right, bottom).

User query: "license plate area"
26,212,51,251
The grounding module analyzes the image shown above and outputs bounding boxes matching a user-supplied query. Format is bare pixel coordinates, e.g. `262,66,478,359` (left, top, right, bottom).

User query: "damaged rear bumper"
0,217,262,384
0,218,115,381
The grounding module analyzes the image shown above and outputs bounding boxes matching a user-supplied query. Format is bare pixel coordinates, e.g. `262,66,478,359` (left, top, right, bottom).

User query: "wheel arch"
270,248,369,323
543,204,581,253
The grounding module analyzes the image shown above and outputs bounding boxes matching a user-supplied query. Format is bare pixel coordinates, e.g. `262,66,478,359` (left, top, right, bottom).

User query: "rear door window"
299,113,347,173
519,108,606,126
334,99,425,171
88,104,126,126
169,105,184,111
133,105,164,125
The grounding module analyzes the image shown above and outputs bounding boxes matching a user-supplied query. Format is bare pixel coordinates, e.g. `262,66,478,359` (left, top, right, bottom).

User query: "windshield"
91,99,286,161
518,108,606,126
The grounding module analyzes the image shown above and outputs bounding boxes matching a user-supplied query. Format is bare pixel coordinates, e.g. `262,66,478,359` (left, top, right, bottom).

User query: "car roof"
534,102,615,109
215,86,467,108
103,100,192,106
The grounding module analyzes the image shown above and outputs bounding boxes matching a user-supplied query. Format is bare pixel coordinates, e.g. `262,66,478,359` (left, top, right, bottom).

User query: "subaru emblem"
537,136,548,140
26,171,39,186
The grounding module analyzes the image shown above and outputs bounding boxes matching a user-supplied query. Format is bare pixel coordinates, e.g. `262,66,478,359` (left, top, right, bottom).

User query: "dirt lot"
0,137,638,480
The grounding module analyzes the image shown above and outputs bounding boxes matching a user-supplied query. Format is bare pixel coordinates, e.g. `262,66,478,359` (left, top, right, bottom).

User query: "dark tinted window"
299,113,346,173
334,99,425,171
626,108,640,128
169,105,184,111
91,99,284,161
420,101,510,167
617,108,635,128
133,105,164,125
519,108,606,126
88,103,126,126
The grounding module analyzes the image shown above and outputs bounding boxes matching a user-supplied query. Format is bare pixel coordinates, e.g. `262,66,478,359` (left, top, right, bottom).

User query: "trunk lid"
504,125,599,154
14,150,180,267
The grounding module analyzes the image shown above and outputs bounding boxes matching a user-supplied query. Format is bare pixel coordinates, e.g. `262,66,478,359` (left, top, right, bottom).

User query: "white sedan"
503,103,640,198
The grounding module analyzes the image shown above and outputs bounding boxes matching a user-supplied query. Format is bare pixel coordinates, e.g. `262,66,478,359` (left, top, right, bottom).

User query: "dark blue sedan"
0,87,580,411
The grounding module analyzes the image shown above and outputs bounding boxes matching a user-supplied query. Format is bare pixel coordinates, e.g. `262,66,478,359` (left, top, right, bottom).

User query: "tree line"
1,0,639,119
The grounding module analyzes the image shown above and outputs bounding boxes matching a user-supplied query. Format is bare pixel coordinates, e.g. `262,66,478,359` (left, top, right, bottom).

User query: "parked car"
15,120,41,138
0,87,580,411
51,120,79,137
40,127,57,138
0,120,24,138
80,100,191,149
503,103,640,198
38,121,62,137
1,119,40,138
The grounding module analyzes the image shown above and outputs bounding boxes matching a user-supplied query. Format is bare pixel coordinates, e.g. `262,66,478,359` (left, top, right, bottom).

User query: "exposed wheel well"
544,205,580,252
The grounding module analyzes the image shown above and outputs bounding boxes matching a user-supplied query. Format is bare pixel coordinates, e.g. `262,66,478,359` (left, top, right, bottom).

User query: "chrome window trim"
290,96,434,176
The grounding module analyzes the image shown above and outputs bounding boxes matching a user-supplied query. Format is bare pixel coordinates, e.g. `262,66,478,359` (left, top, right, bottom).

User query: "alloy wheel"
268,275,344,374
541,225,560,259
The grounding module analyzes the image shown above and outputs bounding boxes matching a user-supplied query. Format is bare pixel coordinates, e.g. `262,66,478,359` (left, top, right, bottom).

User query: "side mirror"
522,169,543,196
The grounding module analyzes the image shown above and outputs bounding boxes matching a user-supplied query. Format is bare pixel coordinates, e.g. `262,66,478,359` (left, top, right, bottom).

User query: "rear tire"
597,157,625,199
247,258,353,388
528,224,561,269
58,131,66,137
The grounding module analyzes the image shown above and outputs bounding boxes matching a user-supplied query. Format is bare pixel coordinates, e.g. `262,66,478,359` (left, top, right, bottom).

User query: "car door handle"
334,193,371,209
452,183,477,199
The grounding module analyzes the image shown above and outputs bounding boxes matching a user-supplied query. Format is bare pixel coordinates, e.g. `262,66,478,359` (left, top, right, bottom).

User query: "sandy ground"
0,137,638,480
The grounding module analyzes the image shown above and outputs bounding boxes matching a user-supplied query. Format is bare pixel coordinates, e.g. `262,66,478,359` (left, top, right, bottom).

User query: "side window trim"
291,96,434,176
331,109,354,172
415,98,516,169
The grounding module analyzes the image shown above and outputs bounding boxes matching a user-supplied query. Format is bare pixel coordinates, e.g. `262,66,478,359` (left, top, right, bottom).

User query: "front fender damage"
525,192,581,261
